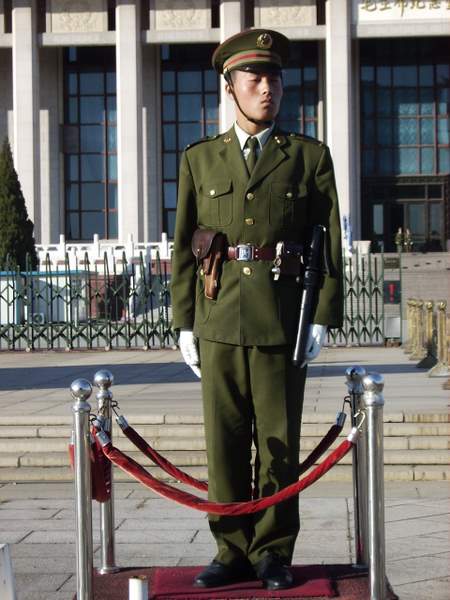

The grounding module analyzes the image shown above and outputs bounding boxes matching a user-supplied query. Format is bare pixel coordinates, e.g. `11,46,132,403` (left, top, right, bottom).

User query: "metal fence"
0,251,386,351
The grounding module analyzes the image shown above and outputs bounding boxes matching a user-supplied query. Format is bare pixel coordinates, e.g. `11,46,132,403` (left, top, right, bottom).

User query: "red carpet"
78,564,398,600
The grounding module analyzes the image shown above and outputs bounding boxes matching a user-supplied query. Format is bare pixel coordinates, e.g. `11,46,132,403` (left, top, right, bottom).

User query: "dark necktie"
245,137,259,175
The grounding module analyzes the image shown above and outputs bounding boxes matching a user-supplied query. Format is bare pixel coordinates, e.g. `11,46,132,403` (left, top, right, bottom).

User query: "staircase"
0,411,448,483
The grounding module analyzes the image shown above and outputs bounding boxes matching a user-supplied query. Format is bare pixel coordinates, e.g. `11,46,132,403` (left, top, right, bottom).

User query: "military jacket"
171,126,343,346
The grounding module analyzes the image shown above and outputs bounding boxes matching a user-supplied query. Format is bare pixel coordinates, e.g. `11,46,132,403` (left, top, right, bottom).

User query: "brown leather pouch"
191,229,226,300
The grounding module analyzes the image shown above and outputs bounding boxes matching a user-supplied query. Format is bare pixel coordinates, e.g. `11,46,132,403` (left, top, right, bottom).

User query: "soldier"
171,29,343,590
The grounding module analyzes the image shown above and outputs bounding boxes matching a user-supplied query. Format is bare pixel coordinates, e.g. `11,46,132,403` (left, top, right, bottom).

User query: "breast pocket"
269,182,308,227
199,180,233,226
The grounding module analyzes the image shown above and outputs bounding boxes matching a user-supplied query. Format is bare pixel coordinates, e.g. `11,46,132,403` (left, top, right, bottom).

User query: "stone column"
219,0,244,132
325,0,357,239
12,0,41,241
116,0,143,243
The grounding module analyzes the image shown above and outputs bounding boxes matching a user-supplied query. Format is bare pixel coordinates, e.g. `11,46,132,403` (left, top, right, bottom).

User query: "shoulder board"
184,134,220,151
288,132,325,146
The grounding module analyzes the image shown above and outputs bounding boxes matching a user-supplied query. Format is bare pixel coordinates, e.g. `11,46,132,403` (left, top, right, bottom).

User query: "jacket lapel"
247,131,289,190
218,127,249,184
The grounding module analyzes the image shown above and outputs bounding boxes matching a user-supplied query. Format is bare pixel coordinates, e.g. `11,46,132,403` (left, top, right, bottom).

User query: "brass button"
246,192,255,200
245,218,255,226
242,267,252,276
199,268,204,276
209,189,215,196
286,191,293,199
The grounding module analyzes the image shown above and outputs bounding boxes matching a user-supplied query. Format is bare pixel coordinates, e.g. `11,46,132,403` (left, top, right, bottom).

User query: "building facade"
0,0,449,253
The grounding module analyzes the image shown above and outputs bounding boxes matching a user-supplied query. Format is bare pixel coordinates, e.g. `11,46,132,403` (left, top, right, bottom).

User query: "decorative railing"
0,249,388,351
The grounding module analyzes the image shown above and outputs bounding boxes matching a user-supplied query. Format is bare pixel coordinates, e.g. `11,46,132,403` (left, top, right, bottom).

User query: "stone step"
0,464,448,483
2,447,448,469
0,420,448,439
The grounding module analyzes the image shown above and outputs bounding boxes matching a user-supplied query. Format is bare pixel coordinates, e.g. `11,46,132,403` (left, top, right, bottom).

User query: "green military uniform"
171,29,343,571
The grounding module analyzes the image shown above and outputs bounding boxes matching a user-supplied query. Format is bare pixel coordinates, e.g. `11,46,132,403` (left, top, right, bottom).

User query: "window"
278,42,319,138
161,44,219,238
360,38,450,176
63,47,117,240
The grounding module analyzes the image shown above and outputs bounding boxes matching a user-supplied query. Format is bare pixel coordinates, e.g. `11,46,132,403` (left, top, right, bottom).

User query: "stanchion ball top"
345,365,367,382
362,372,384,394
94,370,114,389
70,378,92,401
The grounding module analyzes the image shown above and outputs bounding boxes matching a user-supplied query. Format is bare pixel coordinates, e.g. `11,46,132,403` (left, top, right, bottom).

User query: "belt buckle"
236,244,254,261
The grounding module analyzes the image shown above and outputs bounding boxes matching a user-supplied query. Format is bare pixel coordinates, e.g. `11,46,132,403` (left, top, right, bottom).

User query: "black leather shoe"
255,554,294,590
193,560,254,588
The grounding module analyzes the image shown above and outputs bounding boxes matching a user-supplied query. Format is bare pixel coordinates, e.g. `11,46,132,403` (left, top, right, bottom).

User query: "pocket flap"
201,180,232,198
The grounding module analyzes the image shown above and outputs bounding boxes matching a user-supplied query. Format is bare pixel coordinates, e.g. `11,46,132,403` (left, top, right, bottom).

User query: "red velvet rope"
68,430,111,503
120,421,344,490
99,436,354,515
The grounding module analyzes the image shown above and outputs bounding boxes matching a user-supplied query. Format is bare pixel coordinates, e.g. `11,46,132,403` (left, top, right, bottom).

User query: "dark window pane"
419,65,433,86
204,70,218,92
167,211,176,238
107,96,116,122
376,66,390,86
379,148,393,175
399,148,418,174
68,72,78,94
162,71,175,92
81,155,104,181
108,183,117,209
437,118,449,144
178,94,202,122
80,125,104,152
108,211,118,238
438,88,449,116
107,126,117,152
377,88,392,117
81,212,105,240
377,119,392,145
80,96,105,123
106,71,116,94
429,203,442,237
438,148,450,173
304,88,316,118
66,183,79,209
178,71,201,92
164,182,177,209
362,119,375,145
81,183,104,210
205,94,218,121
361,66,374,82
108,155,117,179
393,89,417,116
163,95,176,121
80,72,104,94
428,185,442,199
163,153,177,179
421,148,434,174
408,203,426,236
178,123,201,149
66,155,79,181
304,66,317,82
362,87,374,116
436,64,449,85
163,124,176,151
393,65,417,87
283,68,300,87
68,97,78,124
420,119,434,145
305,121,316,137
280,90,300,121
67,212,80,240
206,122,219,136
420,88,434,115
362,149,375,175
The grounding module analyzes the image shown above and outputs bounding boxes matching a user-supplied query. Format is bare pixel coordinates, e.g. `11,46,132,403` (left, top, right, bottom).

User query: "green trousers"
199,339,307,567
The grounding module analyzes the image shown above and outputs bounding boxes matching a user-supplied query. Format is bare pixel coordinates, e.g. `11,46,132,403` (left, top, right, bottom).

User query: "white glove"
179,330,201,378
301,324,327,368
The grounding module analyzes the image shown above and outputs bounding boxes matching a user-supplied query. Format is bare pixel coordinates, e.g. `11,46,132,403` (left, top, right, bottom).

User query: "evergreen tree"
0,137,38,270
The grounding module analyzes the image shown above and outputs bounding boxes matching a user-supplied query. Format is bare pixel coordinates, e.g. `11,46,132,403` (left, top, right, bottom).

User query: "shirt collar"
234,122,275,152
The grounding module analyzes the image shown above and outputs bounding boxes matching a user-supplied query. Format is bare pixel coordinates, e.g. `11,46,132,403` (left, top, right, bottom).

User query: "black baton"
292,225,326,366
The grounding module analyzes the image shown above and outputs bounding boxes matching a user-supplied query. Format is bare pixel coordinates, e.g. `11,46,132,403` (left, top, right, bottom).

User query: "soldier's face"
226,69,283,130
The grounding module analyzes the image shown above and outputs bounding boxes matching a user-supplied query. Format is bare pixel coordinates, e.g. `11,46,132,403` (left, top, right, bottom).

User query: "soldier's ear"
224,82,234,101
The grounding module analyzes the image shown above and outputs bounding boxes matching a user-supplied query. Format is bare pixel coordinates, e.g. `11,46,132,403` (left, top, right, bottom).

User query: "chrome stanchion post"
345,365,368,567
71,378,94,600
94,370,119,575
362,373,387,600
